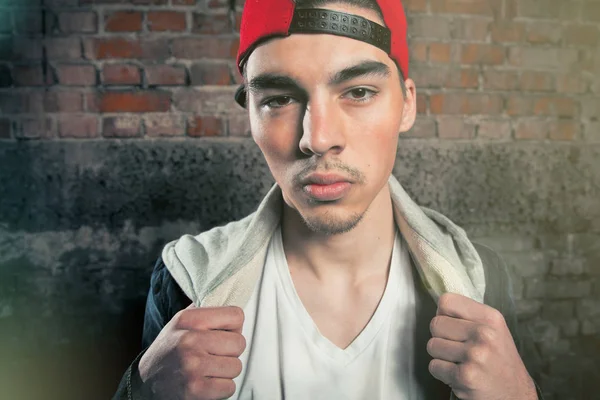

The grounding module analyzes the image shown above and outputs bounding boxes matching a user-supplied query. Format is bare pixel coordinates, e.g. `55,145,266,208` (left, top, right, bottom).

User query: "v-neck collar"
271,227,401,366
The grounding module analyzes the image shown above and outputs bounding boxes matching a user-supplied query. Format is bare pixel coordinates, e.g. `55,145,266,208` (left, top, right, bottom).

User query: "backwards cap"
234,0,409,107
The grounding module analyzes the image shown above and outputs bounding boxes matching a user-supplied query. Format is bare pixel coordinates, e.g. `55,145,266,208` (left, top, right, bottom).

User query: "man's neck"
280,183,396,284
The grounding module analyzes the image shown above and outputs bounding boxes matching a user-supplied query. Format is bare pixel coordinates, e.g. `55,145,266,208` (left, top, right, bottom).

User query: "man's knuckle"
487,308,505,326
475,325,496,343
466,345,488,364
457,364,477,388
438,294,452,314
187,378,207,397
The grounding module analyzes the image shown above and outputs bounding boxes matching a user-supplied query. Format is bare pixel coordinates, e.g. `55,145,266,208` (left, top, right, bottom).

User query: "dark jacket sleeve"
112,257,192,400
474,243,545,400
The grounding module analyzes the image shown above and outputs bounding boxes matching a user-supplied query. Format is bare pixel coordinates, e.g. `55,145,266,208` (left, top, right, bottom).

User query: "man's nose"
298,98,346,157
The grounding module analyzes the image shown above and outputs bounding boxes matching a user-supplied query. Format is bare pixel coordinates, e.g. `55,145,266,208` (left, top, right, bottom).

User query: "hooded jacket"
113,175,543,400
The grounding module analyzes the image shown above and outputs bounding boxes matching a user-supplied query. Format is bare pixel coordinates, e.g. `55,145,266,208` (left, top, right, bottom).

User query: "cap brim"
234,84,247,108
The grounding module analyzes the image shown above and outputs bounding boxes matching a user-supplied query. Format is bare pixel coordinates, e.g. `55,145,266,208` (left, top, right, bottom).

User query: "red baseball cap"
234,0,409,107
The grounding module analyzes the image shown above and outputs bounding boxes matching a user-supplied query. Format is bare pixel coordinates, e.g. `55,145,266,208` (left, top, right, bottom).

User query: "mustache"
293,160,366,186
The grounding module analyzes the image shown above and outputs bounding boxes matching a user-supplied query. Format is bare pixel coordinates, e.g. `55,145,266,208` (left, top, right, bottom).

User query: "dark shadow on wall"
0,139,272,400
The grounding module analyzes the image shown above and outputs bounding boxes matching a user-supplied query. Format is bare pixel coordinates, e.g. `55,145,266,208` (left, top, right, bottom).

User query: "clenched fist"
138,304,246,400
427,293,537,400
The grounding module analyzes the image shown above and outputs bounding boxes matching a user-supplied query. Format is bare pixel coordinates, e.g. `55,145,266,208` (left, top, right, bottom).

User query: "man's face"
244,4,416,235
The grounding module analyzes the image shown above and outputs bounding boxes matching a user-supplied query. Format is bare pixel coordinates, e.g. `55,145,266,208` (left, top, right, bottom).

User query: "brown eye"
266,96,293,108
349,88,368,99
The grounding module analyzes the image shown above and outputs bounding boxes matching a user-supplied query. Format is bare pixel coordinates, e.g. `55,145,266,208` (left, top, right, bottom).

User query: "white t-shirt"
232,226,421,399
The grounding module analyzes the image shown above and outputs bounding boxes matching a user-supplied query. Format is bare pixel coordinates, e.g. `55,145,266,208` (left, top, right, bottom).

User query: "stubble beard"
299,207,365,236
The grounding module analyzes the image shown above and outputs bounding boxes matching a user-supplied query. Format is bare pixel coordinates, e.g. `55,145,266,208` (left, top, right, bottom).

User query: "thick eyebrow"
247,74,307,96
328,60,391,86
247,60,390,95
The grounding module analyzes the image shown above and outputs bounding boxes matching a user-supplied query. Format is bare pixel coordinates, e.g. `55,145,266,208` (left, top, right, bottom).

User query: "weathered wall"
0,0,599,399
1,140,599,400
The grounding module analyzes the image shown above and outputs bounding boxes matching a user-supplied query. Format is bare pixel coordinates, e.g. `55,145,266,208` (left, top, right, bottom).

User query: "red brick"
94,38,140,59
94,39,132,60
410,65,447,88
190,63,231,85
519,71,554,92
58,115,99,138
446,68,479,89
430,93,503,115
56,64,97,86
506,96,534,116
549,120,578,141
411,42,428,63
564,24,599,47
148,11,187,32
533,97,578,118
145,114,185,136
461,44,505,65
556,75,588,94
93,38,169,60
99,91,171,113
192,13,231,34
59,11,98,33
174,88,238,113
13,65,53,86
105,11,143,32
429,43,451,63
173,37,238,60
85,92,100,112
491,21,525,43
145,65,187,86
45,38,82,60
45,91,83,112
102,64,141,85
403,0,427,12
416,94,427,114
0,118,11,139
526,22,562,45
234,11,242,32
515,118,548,140
477,119,512,140
103,116,142,138
188,116,223,137
16,117,55,140
483,70,519,91
452,18,490,41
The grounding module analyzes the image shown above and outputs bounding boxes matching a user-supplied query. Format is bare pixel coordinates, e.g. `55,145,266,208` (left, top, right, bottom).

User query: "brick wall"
0,0,597,141
0,1,599,400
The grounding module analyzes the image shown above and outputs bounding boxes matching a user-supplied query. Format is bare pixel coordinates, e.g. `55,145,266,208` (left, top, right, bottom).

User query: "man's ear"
399,78,417,133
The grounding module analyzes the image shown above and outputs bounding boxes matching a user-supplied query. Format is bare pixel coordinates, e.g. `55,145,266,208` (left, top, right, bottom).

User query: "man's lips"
301,174,352,201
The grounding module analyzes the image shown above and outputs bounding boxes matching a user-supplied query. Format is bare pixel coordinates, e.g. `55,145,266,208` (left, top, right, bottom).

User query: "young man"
114,0,543,399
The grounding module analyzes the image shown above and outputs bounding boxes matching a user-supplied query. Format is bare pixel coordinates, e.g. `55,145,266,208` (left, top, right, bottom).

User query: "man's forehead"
245,34,392,81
